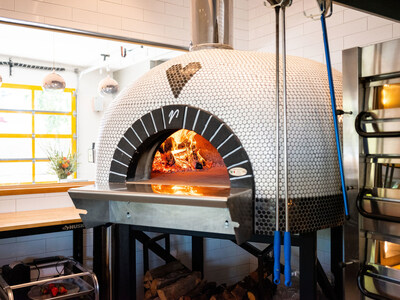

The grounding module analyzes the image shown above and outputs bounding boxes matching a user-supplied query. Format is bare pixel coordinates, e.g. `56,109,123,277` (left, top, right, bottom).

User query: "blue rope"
320,13,350,219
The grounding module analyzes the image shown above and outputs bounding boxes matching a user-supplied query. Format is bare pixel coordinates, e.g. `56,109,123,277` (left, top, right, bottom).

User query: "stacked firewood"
143,261,274,300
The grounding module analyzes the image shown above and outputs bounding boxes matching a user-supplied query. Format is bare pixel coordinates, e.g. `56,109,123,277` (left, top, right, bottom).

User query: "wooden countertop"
0,181,95,196
0,207,86,232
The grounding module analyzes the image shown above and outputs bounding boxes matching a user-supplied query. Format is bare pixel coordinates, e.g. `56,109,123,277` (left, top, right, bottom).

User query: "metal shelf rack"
0,259,98,300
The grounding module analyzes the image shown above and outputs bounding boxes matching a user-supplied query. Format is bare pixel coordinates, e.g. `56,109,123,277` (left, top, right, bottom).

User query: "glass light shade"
98,75,119,96
42,70,66,91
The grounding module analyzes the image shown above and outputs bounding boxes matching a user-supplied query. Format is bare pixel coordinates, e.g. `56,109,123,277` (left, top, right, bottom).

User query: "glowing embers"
151,184,230,197
152,129,225,175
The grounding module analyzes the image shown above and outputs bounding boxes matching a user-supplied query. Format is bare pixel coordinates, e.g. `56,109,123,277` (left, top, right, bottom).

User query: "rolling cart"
0,258,98,300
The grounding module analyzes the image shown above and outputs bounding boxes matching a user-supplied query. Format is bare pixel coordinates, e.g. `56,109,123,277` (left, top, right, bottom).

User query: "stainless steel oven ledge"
68,183,253,244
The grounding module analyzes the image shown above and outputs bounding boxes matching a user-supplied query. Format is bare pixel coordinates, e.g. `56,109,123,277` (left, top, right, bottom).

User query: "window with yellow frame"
0,83,77,184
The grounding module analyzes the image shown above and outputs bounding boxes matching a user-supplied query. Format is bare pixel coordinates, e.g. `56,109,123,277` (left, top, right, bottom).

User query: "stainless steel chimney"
190,0,233,51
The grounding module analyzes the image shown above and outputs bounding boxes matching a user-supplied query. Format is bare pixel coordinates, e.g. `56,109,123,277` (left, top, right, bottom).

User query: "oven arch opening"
150,129,230,187
109,105,255,190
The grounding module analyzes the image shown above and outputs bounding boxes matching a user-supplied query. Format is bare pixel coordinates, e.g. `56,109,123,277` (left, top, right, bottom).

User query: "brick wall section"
0,0,250,50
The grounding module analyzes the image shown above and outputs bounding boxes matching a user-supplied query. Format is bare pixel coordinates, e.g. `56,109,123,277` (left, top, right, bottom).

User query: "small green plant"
47,148,77,180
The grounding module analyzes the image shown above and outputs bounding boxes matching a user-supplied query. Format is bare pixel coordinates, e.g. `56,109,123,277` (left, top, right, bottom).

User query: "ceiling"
0,23,183,72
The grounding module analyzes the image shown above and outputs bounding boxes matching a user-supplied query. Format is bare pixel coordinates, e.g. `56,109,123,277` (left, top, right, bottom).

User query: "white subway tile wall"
250,0,398,72
0,0,250,50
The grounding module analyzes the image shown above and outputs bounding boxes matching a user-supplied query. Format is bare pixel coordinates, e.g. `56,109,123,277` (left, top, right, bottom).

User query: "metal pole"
281,5,292,288
272,3,281,286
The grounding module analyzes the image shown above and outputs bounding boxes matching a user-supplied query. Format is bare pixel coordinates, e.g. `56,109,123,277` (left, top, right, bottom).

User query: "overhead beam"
333,0,400,22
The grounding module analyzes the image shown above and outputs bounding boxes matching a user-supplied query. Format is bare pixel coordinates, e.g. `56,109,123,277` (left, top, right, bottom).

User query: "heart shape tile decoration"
166,62,202,98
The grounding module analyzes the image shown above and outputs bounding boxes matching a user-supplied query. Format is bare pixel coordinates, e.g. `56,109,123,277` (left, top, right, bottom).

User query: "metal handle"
356,189,400,223
283,231,292,286
355,111,400,138
357,265,395,300
273,231,281,284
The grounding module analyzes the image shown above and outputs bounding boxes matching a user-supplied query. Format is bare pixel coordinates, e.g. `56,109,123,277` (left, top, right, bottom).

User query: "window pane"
0,162,32,184
35,138,72,159
35,114,71,135
35,161,58,182
34,90,72,112
0,138,32,159
0,113,32,134
0,88,31,110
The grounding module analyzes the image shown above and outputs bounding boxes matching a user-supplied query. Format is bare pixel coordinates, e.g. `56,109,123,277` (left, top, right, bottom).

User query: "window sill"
0,181,95,196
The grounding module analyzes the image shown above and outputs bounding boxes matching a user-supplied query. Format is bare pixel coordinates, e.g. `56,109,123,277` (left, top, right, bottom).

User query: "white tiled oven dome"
95,49,344,235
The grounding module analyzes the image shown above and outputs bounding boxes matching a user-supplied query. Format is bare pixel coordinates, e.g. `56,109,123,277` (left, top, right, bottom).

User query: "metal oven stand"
92,225,343,300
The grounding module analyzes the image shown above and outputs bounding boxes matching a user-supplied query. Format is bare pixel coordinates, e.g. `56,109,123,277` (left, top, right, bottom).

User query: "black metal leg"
143,233,171,274
113,224,134,300
317,259,337,300
331,226,344,299
129,227,137,300
72,228,83,264
93,225,110,300
300,231,317,300
143,239,149,274
192,236,204,277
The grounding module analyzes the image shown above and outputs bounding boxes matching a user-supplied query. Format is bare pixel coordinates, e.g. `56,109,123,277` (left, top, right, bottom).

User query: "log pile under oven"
143,261,274,300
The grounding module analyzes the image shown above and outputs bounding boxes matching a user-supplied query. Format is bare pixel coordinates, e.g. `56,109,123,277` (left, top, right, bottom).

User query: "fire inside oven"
149,129,230,195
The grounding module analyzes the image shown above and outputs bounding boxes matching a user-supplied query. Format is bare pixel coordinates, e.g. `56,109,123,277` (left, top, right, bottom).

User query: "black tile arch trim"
108,105,255,191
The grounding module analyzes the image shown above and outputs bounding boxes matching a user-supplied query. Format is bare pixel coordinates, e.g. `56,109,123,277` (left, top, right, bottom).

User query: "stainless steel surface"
0,16,188,52
343,38,400,299
190,0,233,50
358,107,400,155
362,274,400,300
360,234,400,299
363,218,400,237
361,39,400,78
69,183,253,243
343,46,362,300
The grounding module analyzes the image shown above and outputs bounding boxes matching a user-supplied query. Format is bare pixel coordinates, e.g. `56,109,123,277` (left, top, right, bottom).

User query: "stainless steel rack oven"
343,38,400,300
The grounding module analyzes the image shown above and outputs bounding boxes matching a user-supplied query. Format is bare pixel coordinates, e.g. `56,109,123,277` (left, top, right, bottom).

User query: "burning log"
157,272,202,300
151,129,224,174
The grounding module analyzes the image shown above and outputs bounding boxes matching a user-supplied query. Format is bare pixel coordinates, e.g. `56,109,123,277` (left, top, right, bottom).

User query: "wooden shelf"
0,181,95,196
0,207,85,232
